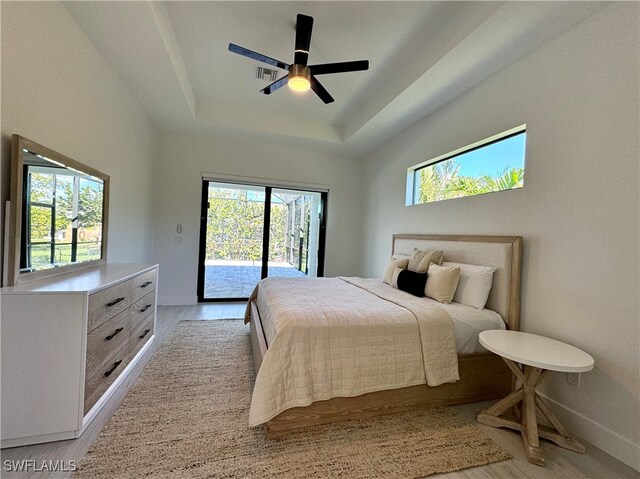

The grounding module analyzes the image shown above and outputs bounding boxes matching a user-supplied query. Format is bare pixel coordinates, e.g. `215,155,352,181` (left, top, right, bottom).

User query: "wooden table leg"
521,365,545,466
477,390,525,433
534,392,586,453
477,359,587,467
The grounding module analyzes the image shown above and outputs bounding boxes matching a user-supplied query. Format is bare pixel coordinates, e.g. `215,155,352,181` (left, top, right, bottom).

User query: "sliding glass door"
268,188,323,279
198,180,326,301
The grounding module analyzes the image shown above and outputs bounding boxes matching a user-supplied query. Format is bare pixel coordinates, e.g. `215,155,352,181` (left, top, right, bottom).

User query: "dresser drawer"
88,282,134,333
130,314,154,360
87,268,156,332
129,269,157,303
84,267,157,416
130,291,156,329
84,341,129,415
86,308,131,378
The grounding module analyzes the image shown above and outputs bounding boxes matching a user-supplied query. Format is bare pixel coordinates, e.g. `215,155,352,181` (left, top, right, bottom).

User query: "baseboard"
158,295,198,306
1,430,76,449
539,393,640,471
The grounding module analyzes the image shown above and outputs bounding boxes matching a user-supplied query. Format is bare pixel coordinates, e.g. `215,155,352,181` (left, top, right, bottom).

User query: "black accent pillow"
395,269,427,297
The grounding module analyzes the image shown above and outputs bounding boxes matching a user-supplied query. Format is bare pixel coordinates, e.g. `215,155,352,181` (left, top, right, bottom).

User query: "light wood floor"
2,304,638,479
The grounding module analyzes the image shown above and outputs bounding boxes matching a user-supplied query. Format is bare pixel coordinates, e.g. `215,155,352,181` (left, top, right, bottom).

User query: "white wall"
359,3,639,469
153,131,362,305
0,1,156,279
2,1,637,468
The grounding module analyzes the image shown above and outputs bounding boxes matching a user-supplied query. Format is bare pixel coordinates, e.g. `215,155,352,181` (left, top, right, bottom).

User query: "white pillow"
442,261,496,309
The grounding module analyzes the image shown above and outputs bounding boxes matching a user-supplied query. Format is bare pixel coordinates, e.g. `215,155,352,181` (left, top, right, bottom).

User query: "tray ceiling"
64,1,606,156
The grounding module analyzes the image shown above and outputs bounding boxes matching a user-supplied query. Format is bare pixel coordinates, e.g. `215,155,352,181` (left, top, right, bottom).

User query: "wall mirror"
6,135,109,286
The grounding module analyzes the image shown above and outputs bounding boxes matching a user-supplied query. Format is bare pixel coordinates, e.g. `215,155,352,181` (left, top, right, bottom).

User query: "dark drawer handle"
105,327,124,341
104,360,122,377
106,297,125,307
140,281,153,289
140,304,152,313
139,329,151,340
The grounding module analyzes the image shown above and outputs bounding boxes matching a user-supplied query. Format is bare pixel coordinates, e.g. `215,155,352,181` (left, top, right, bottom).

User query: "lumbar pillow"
425,263,461,304
391,267,427,297
442,261,496,309
382,256,410,284
407,248,444,273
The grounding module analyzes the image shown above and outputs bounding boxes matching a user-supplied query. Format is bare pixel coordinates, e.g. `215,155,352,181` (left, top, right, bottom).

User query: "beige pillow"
425,263,461,303
391,266,403,288
407,248,444,273
382,257,409,284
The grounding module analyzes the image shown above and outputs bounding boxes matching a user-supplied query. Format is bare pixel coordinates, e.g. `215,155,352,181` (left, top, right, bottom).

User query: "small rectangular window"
407,126,526,205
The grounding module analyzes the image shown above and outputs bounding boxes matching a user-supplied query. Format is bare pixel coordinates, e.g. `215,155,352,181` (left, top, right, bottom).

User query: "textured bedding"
440,302,506,353
256,284,505,354
245,277,459,426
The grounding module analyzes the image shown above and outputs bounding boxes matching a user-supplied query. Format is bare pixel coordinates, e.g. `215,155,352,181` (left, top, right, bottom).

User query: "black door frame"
197,180,327,302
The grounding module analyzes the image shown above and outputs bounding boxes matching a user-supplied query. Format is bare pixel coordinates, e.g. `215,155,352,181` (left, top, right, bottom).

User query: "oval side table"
476,330,594,467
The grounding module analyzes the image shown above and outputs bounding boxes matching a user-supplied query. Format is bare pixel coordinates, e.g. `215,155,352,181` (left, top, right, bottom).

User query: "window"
407,126,526,205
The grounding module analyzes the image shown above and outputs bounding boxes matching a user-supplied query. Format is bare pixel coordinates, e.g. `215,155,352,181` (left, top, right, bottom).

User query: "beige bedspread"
245,277,459,426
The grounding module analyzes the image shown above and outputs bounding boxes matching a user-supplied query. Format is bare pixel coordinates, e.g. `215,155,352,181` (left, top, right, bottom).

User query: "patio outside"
203,183,320,299
204,260,306,298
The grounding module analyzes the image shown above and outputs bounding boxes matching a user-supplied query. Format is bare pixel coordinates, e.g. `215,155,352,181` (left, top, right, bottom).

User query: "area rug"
75,320,511,478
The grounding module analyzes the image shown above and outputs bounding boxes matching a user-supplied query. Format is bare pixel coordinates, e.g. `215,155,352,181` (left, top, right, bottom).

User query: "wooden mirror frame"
6,135,110,286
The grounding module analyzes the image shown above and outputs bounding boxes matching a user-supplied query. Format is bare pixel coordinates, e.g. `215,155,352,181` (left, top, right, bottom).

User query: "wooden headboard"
392,234,523,331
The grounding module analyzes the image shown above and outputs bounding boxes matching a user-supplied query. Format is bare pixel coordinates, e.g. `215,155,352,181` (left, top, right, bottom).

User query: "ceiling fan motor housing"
289,63,311,80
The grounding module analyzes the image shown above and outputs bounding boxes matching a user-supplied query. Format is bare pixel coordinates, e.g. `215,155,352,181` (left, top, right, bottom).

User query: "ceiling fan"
228,14,369,104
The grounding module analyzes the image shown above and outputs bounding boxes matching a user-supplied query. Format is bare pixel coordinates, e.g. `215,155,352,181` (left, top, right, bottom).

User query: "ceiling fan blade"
310,76,334,104
309,60,369,75
260,75,289,95
228,43,289,70
294,14,314,66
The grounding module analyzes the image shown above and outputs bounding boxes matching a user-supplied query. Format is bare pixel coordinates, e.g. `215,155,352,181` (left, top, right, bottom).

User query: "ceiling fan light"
288,64,311,92
289,75,310,92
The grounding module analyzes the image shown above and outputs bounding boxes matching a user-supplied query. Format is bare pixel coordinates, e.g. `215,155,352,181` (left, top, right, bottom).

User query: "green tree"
54,179,73,232
78,182,104,229
418,161,461,203
205,189,302,263
28,173,54,241
481,167,524,191
418,160,524,203
54,179,103,230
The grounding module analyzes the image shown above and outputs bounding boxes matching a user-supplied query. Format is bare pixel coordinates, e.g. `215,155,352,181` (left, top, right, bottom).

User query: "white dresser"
0,264,158,448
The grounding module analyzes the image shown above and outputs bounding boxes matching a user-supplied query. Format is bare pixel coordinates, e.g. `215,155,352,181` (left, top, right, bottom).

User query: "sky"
448,132,526,177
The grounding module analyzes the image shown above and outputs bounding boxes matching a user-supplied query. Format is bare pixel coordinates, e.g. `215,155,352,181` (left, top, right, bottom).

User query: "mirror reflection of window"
77,177,104,263
20,153,104,272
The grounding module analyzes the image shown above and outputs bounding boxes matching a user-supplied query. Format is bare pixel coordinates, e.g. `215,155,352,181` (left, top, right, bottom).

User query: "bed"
246,234,522,432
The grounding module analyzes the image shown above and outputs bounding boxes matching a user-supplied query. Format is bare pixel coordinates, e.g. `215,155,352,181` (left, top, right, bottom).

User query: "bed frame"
249,234,523,432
